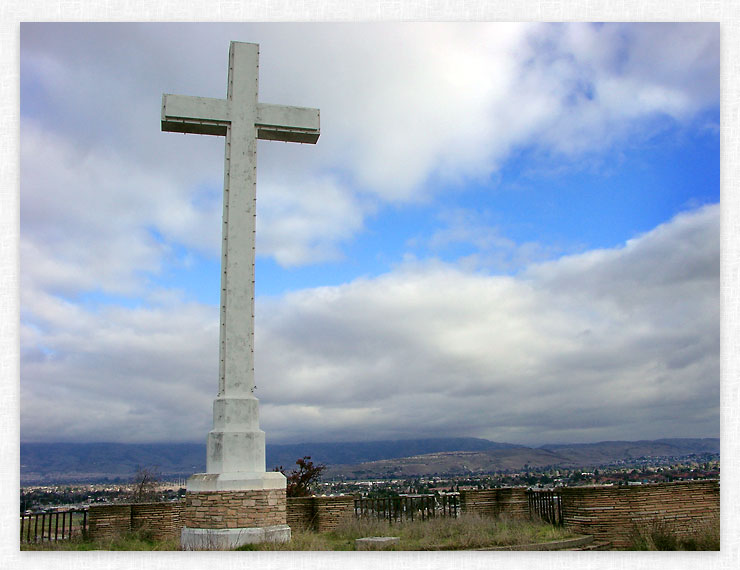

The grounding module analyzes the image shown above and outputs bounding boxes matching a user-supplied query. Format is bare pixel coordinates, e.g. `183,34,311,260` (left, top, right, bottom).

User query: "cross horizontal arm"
161,94,230,136
256,103,320,144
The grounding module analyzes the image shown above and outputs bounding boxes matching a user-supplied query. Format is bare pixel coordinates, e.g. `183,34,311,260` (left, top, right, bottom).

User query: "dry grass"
22,514,577,551
628,516,720,551
240,514,578,551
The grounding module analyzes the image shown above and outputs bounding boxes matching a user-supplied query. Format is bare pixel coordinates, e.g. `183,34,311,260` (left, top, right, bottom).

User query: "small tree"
132,465,161,503
273,456,326,497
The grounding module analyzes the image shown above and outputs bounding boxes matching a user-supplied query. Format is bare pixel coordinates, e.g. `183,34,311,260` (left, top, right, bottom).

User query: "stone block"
181,524,291,550
355,536,400,550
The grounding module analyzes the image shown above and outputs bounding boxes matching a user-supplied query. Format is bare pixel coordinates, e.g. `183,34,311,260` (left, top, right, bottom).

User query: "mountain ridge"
20,437,718,484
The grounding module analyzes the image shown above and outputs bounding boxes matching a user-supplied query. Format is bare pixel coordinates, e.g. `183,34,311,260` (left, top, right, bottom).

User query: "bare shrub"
273,457,326,497
132,466,161,503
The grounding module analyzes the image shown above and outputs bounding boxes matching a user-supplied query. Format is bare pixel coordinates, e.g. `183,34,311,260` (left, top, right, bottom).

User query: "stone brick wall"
131,502,184,541
183,489,286,529
286,496,355,532
88,502,184,542
88,504,132,541
560,480,719,548
314,496,355,531
460,488,529,519
286,497,315,531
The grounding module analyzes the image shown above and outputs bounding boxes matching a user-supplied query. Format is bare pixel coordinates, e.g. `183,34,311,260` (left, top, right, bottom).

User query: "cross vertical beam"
219,41,259,399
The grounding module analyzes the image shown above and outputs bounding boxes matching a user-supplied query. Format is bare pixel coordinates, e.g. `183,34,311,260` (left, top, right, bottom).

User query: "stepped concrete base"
181,524,291,550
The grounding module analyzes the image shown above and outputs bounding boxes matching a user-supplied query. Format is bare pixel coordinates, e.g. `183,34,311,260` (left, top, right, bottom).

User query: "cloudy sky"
19,22,719,447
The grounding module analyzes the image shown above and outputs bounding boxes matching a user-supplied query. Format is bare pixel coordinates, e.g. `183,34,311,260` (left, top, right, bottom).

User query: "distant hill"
266,437,519,471
538,438,720,465
20,442,205,484
19,438,517,484
19,437,718,484
325,438,720,479
324,447,565,479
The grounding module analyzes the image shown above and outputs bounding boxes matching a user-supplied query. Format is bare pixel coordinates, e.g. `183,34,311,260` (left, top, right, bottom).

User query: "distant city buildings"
21,455,719,512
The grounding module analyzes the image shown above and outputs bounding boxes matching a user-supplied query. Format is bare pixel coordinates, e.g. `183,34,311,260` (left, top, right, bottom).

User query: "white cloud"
20,205,718,445
21,120,223,298
257,176,367,267
426,208,563,272
255,204,718,444
527,204,719,316
18,23,719,446
518,23,719,156
21,299,219,443
21,23,719,277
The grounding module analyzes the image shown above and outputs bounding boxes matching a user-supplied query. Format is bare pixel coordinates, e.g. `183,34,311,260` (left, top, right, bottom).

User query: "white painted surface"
186,471,287,492
161,41,319,493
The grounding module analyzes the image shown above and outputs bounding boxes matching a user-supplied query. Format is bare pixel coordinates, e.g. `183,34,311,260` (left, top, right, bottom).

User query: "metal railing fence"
20,508,88,543
526,489,563,526
354,494,459,522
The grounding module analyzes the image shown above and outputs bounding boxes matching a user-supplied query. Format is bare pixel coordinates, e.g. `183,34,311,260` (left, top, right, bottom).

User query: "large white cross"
162,42,319,480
